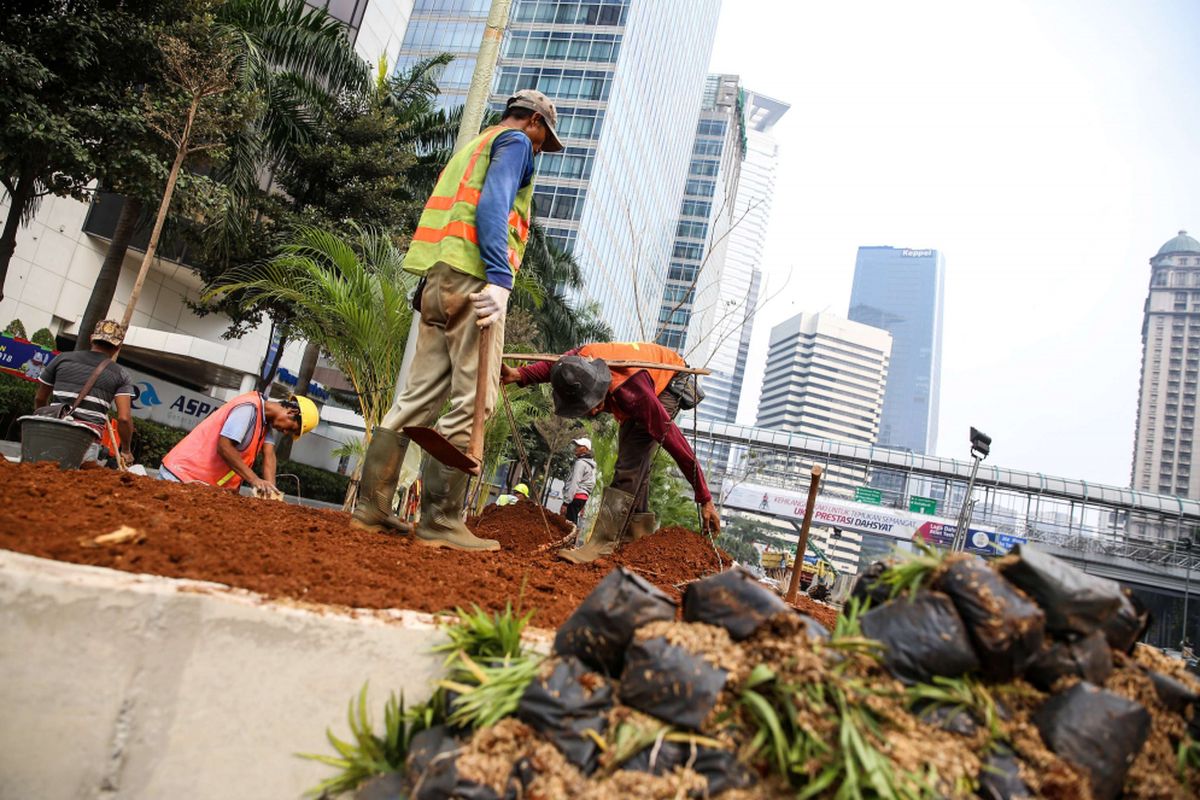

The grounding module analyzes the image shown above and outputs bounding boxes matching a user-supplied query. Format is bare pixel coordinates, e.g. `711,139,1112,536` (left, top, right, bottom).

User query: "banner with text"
721,481,1024,556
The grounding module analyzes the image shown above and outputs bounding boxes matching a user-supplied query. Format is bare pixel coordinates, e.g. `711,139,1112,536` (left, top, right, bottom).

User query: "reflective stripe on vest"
405,126,534,278
161,392,266,491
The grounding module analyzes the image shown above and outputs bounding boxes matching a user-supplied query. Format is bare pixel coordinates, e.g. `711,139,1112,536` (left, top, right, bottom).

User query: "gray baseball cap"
506,89,564,153
550,356,609,417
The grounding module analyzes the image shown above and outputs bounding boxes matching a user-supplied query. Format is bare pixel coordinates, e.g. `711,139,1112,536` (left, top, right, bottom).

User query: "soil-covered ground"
0,461,837,628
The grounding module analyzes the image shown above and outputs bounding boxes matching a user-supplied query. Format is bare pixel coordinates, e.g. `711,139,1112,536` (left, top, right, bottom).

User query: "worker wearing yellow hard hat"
496,483,530,506
161,391,319,498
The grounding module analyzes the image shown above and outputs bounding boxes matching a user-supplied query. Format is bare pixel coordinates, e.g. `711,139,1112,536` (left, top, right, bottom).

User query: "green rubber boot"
415,460,499,552
350,428,413,534
628,511,657,541
558,487,635,564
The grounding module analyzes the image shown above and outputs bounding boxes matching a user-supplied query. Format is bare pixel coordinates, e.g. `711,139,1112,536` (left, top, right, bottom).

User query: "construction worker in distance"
502,342,721,563
561,437,596,524
160,391,319,495
496,482,530,506
349,89,563,551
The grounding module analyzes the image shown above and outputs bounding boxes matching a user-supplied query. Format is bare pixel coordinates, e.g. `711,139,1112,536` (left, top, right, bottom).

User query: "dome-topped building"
1131,229,1200,512
1156,230,1200,257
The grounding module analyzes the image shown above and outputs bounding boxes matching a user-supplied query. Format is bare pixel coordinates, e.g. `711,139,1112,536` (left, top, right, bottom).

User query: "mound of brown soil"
0,462,834,629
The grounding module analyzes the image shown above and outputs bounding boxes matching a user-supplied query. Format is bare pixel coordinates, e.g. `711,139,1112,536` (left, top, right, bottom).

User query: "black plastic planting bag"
682,567,789,641
799,614,830,641
554,567,676,675
999,545,1123,637
516,657,613,774
407,729,503,800
1148,670,1199,716
619,636,728,730
912,699,978,737
624,742,756,796
850,560,893,607
355,772,407,800
936,557,1045,681
1033,682,1150,800
1101,588,1150,654
976,744,1032,800
1025,630,1113,692
859,591,980,684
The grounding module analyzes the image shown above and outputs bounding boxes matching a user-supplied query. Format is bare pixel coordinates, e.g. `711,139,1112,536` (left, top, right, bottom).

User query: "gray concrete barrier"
0,550,450,799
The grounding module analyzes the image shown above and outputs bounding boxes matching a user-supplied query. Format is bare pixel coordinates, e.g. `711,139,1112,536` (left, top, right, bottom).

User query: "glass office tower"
847,246,946,455
305,0,417,67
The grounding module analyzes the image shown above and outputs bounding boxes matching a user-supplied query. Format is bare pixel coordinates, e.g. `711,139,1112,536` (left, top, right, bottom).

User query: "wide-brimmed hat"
550,356,609,418
507,89,564,153
91,319,126,347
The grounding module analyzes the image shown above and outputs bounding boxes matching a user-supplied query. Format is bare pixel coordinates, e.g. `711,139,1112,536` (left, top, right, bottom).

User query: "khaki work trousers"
610,390,680,513
381,262,505,451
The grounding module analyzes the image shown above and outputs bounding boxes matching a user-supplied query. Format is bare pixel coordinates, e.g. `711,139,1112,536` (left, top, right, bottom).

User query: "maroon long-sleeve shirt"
516,357,712,504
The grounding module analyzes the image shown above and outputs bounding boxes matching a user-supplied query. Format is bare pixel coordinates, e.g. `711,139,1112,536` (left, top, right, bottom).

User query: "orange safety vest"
161,392,266,490
404,126,535,280
578,342,686,420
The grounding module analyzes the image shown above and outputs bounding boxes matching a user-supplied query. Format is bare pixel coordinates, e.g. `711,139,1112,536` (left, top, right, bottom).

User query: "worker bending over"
502,342,720,563
349,89,563,552
160,392,318,495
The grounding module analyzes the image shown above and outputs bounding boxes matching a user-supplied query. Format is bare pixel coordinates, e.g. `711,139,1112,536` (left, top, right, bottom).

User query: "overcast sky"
708,0,1200,486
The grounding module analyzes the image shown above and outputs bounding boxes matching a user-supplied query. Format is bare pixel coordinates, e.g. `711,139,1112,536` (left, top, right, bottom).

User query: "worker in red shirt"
502,341,720,563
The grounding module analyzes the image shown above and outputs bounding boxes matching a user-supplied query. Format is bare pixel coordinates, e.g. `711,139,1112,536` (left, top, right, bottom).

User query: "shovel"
404,324,493,475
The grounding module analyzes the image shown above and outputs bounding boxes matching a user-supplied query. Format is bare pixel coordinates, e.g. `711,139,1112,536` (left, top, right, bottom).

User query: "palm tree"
207,225,416,505
76,0,368,347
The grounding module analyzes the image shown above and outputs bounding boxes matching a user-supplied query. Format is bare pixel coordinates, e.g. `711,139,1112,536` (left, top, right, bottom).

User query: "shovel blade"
404,426,481,475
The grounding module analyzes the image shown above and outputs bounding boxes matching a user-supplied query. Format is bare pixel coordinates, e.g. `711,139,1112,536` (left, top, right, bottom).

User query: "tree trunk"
0,165,38,304
77,196,142,349
256,325,288,393
118,98,196,335
274,339,318,462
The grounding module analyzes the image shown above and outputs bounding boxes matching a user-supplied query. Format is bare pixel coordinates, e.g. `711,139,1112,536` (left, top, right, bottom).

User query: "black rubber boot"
350,428,413,534
559,487,635,563
414,460,499,551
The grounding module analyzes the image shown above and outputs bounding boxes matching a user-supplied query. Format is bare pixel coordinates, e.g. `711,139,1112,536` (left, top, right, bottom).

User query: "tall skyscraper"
755,312,892,496
1130,230,1200,500
305,0,416,66
392,0,722,339
848,246,945,455
655,74,744,355
705,90,788,425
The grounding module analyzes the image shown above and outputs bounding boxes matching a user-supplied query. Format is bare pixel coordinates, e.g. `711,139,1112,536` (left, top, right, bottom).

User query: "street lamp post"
951,427,992,552
1183,538,1193,653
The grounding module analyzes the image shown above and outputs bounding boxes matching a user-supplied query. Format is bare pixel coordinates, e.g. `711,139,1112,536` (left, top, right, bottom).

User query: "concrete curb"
0,550,452,799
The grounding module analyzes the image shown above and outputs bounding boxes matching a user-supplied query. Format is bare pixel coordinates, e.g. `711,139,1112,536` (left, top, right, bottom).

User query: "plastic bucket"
18,416,99,469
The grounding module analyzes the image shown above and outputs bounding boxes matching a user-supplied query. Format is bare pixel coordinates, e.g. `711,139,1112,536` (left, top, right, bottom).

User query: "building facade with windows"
847,245,945,455
305,0,417,67
655,74,744,357
392,0,491,111
754,312,892,496
1130,230,1200,501
707,90,788,426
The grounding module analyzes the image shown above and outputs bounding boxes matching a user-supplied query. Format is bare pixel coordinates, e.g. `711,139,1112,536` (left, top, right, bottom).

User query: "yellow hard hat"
514,483,530,497
291,395,319,438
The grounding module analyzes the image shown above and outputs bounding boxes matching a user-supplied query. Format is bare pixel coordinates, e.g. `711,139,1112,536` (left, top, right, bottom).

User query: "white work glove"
469,283,511,329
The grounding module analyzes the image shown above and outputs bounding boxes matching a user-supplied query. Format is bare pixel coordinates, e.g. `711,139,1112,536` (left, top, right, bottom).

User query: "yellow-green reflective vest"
403,126,535,280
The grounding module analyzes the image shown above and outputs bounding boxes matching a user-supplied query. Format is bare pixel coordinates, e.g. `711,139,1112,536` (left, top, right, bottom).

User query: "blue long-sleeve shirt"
475,129,535,289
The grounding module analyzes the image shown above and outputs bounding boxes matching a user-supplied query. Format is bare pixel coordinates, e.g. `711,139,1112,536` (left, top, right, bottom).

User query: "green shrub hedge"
0,373,37,440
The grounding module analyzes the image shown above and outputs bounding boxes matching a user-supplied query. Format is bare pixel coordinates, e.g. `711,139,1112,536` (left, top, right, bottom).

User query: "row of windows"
554,106,604,140
680,199,711,218
673,241,704,261
495,67,612,102
536,147,595,180
668,262,698,283
659,307,689,325
534,185,585,221
414,0,491,13
504,30,621,63
685,178,716,198
661,284,695,305
696,119,727,137
543,226,577,253
401,20,485,51
689,158,720,177
693,139,724,157
676,220,708,240
657,329,686,350
511,0,629,26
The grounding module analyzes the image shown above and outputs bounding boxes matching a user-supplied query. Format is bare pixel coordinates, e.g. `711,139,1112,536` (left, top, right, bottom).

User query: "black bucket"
19,416,98,469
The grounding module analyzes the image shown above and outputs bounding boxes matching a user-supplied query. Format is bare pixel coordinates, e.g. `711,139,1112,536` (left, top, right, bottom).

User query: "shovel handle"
468,325,493,464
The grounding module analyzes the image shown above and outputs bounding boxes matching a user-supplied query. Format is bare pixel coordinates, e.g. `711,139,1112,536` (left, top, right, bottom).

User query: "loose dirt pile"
0,461,802,629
